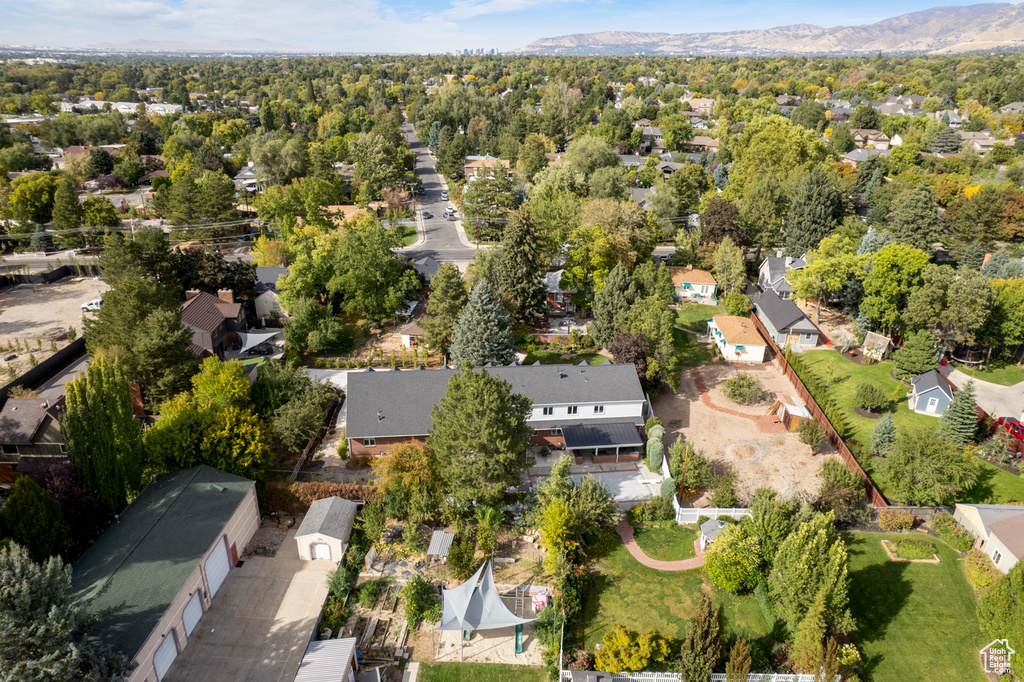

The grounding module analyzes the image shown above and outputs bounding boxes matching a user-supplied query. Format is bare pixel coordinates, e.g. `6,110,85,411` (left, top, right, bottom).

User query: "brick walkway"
614,519,706,571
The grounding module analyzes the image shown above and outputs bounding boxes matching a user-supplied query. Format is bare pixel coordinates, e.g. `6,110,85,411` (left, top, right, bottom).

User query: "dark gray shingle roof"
756,289,811,332
71,465,255,659
911,370,952,397
295,497,358,544
346,364,644,439
255,266,290,293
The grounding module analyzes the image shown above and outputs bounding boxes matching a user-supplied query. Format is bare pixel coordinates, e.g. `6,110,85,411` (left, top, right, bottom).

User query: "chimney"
185,289,201,300
217,289,235,304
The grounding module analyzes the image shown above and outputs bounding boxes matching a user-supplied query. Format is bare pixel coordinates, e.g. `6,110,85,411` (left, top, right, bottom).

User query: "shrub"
855,382,888,412
659,478,676,505
319,594,348,634
879,508,914,531
930,512,973,551
892,537,935,560
288,481,377,508
447,533,477,581
648,440,664,472
357,578,390,609
709,474,739,507
704,524,762,593
336,439,348,459
964,549,1001,591
723,372,764,404
798,420,826,448
404,574,442,627
645,416,663,435
754,581,777,630
594,625,671,673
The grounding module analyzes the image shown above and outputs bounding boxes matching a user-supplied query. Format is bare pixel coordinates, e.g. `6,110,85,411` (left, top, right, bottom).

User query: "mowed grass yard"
580,531,770,651
675,302,726,332
796,350,1024,503
632,524,698,561
954,361,1024,387
845,532,986,682
418,663,546,682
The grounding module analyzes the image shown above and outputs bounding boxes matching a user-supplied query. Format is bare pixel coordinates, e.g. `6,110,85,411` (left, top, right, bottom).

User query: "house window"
1,445,17,455
552,428,562,436
994,550,1002,565
542,407,553,416
567,406,578,415
364,438,376,446
594,405,605,414
554,294,563,303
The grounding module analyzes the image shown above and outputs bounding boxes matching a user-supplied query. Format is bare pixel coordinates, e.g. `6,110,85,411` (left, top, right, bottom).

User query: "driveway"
941,365,1024,420
163,527,334,682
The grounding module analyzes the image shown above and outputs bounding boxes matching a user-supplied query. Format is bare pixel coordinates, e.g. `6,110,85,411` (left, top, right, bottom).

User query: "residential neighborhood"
2,36,1024,682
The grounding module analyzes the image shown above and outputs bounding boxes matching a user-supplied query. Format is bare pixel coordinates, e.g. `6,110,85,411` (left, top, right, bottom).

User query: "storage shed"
766,394,813,431
294,638,358,682
295,497,359,562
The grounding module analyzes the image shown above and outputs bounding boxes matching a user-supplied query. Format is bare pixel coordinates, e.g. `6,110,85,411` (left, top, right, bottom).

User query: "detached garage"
71,465,259,682
296,497,359,562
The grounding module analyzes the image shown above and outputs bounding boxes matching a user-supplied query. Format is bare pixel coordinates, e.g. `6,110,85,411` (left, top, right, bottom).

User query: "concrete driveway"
163,527,334,682
941,365,1024,420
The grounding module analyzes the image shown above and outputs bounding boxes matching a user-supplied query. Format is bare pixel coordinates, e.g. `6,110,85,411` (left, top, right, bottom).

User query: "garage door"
182,591,203,636
312,543,331,560
153,633,178,679
204,537,230,598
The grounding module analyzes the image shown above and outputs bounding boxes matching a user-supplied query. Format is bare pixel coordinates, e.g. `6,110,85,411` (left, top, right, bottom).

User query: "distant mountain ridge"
87,38,294,53
515,3,1024,55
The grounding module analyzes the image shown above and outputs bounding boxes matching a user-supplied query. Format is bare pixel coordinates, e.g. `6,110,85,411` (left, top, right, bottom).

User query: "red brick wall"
349,436,426,457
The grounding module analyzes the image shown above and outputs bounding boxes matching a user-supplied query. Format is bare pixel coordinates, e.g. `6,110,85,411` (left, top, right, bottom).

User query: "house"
686,97,716,116
849,128,891,150
907,369,954,416
757,255,806,299
0,397,66,466
57,144,127,169
630,186,656,210
233,162,266,194
254,266,289,321
70,465,259,682
180,290,244,358
294,638,358,682
399,317,428,348
954,503,1024,574
668,265,717,302
999,102,1024,115
700,518,728,551
656,161,684,179
295,496,359,562
545,269,576,314
618,154,644,171
936,110,963,128
958,131,997,153
464,155,511,180
862,331,893,361
754,289,821,348
841,148,889,168
345,363,648,463
412,256,440,284
641,126,664,152
708,315,767,364
685,136,719,153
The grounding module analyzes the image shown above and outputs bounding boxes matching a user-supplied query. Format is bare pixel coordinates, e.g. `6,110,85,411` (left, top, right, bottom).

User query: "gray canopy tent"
237,330,282,353
434,559,536,659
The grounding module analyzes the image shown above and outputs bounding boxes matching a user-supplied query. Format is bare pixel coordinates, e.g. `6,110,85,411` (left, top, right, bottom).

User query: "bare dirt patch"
655,363,837,502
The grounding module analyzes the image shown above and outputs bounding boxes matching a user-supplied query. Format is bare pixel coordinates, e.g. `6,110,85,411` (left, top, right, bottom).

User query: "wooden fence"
288,398,343,482
748,313,889,508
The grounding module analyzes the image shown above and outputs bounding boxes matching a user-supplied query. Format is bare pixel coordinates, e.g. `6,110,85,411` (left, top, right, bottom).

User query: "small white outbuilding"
295,497,359,562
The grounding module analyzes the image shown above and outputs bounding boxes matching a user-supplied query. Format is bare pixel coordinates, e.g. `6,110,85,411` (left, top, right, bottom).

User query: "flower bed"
881,537,940,563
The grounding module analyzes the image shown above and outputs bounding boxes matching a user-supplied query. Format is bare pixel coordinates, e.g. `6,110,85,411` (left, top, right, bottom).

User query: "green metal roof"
71,465,255,660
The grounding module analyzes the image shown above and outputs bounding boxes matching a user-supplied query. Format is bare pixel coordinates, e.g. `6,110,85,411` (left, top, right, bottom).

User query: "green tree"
712,237,746,294
370,442,441,523
703,523,763,594
855,382,888,412
463,166,518,242
906,265,993,348
728,115,829,193
793,592,827,673
678,593,722,682
449,281,515,367
724,291,751,316
591,264,638,348
748,488,796,563
785,166,847,255
891,329,938,379
595,625,671,673
0,543,133,680
428,365,532,507
871,413,897,454
939,380,979,445
769,511,855,634
982,278,1024,355
724,638,752,682
700,197,745,246
860,243,930,336
889,187,939,252
740,174,787,255
496,206,547,323
0,478,71,562
878,431,978,505
61,356,144,512
81,194,122,229
562,134,620,182
422,263,468,357
123,308,199,404
446,532,477,582
977,562,1024,678
284,297,350,354
328,219,420,324
791,100,827,130
50,177,83,248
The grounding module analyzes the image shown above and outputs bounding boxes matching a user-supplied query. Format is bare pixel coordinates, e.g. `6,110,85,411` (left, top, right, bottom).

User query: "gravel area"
246,517,296,558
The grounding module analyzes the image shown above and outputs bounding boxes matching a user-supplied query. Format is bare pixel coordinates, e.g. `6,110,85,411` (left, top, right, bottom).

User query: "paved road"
398,122,480,265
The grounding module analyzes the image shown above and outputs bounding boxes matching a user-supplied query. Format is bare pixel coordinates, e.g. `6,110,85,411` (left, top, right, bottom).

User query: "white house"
254,266,289,321
668,265,717,302
907,370,954,417
954,504,1024,574
295,497,358,562
708,315,767,364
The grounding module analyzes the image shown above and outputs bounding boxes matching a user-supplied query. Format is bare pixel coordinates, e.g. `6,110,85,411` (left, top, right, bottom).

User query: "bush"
891,537,935,560
289,481,377,508
855,382,888,412
645,416,663,435
879,508,914,531
724,291,752,316
447,533,477,581
930,512,973,551
965,549,1001,591
722,372,764,405
709,474,739,507
404,574,442,626
659,477,676,505
704,524,762,593
336,439,348,459
647,440,664,472
357,578,391,609
798,420,826,448
319,594,348,634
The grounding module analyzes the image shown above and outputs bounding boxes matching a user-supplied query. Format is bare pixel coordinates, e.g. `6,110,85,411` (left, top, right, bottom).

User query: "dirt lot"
654,362,837,502
0,278,107,375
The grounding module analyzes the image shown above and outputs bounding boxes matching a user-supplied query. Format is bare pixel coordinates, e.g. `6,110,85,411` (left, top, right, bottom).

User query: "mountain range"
515,3,1024,55
86,38,295,53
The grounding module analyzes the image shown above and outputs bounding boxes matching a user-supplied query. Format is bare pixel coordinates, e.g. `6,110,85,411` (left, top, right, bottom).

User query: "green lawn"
396,223,418,246
956,459,1024,504
580,531,770,650
522,350,608,365
675,303,725,332
632,524,698,561
673,327,711,369
418,663,546,682
844,532,986,682
954,361,1024,387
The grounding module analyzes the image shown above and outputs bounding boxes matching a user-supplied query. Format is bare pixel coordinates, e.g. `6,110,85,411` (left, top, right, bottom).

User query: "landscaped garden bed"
881,536,940,563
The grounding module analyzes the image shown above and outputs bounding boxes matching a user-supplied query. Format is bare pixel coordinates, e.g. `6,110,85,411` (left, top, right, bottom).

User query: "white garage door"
182,591,203,636
153,633,178,679
312,543,331,560
204,537,230,598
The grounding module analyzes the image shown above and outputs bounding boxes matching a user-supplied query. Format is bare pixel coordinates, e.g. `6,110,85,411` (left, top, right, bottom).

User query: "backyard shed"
862,332,893,361
294,638,358,682
766,394,812,431
907,370,954,417
295,497,359,562
699,518,729,551
427,530,455,562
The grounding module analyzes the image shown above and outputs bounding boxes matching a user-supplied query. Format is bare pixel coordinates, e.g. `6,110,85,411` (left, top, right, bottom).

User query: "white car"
81,298,103,312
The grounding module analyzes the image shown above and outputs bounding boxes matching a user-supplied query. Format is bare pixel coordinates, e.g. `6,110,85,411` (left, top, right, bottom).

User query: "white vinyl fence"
671,496,751,525
561,672,839,682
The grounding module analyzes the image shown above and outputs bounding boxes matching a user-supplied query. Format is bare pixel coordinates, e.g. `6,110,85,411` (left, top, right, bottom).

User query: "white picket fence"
671,496,751,525
561,672,838,682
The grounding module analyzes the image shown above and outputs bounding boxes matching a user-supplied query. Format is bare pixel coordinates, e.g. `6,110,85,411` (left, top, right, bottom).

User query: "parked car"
443,211,456,221
997,416,1024,444
81,298,103,312
422,211,433,219
440,190,449,200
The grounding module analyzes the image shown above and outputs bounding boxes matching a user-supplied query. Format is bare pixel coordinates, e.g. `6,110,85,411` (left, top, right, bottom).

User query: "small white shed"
294,637,358,682
295,497,359,562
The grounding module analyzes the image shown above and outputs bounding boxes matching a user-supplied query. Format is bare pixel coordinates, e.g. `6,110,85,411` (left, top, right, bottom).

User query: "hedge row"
264,480,378,514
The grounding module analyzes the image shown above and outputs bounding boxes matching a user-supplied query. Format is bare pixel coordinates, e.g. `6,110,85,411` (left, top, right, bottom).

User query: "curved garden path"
615,519,705,571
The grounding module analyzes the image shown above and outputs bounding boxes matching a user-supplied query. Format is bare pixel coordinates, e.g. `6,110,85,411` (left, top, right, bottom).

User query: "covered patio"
562,421,644,464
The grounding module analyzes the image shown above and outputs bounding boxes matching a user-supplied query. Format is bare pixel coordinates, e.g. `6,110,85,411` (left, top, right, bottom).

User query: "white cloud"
445,0,581,20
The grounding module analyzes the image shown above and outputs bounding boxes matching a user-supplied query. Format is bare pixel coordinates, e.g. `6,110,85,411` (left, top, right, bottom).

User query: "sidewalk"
615,520,706,571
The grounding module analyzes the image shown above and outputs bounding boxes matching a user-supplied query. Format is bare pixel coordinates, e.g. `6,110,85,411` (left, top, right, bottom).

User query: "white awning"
238,331,282,353
438,559,536,631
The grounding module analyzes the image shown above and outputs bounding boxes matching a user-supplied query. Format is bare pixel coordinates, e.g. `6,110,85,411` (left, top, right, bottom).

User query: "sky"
0,0,1006,53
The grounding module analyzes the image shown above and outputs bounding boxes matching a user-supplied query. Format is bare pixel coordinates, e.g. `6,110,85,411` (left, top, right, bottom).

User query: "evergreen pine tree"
785,166,846,255
29,224,51,250
930,127,962,153
724,638,752,682
0,477,71,562
889,187,940,251
495,206,547,324
961,241,987,270
51,177,83,248
940,379,979,445
423,263,468,357
591,264,638,348
793,592,827,673
678,592,722,682
871,413,897,454
449,280,515,367
892,329,938,379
